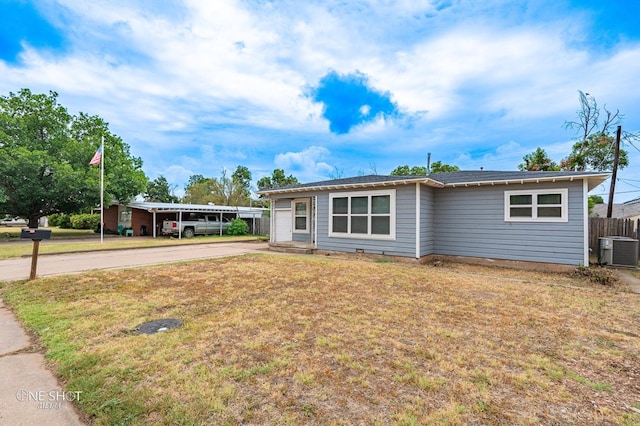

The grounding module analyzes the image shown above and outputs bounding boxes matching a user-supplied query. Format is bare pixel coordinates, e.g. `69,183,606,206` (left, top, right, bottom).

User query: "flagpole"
100,135,104,244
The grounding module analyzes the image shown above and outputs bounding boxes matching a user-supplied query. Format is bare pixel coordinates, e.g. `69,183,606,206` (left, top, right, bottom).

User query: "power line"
625,139,640,154
591,189,640,196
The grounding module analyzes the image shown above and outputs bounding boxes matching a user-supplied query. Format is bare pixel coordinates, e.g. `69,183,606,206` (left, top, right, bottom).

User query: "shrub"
48,213,73,228
572,265,619,286
227,218,249,236
70,213,100,230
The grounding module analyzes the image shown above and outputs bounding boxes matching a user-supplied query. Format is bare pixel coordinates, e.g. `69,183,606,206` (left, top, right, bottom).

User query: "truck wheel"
183,228,195,238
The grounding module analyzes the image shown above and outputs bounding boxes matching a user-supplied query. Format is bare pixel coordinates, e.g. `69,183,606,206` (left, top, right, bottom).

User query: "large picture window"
504,189,568,222
293,199,309,233
329,190,395,239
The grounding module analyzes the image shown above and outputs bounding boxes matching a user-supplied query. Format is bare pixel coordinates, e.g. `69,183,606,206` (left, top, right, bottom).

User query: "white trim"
504,188,568,222
269,203,274,243
258,173,610,196
313,196,318,248
415,183,420,259
329,189,396,240
583,180,589,266
292,198,310,234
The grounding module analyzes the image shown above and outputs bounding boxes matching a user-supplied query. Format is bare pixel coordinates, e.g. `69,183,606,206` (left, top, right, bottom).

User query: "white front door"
274,209,292,242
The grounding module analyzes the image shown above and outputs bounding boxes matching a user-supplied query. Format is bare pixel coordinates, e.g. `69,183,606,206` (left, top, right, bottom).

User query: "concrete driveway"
0,241,271,282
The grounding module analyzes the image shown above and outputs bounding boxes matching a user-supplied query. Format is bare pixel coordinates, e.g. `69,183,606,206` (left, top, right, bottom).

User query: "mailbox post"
20,228,52,280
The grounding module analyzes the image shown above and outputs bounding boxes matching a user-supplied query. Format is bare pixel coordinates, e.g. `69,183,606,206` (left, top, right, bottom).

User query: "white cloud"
274,146,333,181
2,0,640,201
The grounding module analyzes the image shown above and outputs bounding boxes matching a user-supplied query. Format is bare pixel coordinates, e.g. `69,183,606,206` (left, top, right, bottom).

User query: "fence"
588,218,639,251
247,216,270,235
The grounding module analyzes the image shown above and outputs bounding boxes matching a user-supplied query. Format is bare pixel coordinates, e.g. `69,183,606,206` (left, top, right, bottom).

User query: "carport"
126,202,266,238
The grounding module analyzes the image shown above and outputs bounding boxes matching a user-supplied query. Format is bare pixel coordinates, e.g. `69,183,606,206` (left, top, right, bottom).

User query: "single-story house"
103,202,267,237
258,170,610,269
591,198,640,221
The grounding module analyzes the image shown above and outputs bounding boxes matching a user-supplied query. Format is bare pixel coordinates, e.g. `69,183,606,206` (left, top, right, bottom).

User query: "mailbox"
20,228,52,240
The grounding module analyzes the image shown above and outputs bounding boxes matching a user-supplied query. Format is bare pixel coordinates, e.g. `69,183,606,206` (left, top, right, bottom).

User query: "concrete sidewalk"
0,298,85,425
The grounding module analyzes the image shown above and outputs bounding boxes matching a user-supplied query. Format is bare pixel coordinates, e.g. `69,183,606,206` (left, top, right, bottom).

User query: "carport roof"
127,202,265,217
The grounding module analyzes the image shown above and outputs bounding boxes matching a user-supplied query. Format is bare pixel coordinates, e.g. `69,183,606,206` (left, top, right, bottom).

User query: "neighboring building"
591,198,640,221
258,171,610,268
104,202,266,237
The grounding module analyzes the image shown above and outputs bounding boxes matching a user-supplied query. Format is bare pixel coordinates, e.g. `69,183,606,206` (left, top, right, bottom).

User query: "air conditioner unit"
598,237,639,267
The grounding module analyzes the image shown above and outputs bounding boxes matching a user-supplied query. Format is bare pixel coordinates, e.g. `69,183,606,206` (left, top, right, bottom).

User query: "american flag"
89,146,102,165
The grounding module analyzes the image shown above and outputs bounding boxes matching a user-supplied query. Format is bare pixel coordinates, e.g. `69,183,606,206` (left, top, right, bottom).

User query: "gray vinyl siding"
315,185,417,257
274,199,291,209
292,232,311,243
420,185,434,257
433,181,585,265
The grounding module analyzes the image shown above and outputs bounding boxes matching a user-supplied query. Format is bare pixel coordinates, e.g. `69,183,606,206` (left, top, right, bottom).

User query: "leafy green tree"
144,175,179,203
186,174,207,188
257,169,299,191
231,165,252,201
561,91,629,171
429,161,460,173
183,166,253,206
518,147,560,171
588,195,604,214
390,165,427,176
0,89,147,227
390,162,459,175
560,132,629,171
182,178,216,205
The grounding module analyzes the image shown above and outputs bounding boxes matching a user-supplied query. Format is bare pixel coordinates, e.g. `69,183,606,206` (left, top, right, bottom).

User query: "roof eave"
444,173,611,189
259,178,444,195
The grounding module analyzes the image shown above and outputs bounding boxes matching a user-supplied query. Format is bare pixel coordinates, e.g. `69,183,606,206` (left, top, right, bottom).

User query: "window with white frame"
293,199,309,233
504,189,568,222
329,190,395,239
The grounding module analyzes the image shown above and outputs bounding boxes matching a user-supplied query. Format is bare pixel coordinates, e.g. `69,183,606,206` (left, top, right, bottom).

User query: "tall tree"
186,174,207,188
182,166,252,206
429,161,460,173
561,91,629,171
518,148,560,171
390,165,427,176
0,89,147,227
390,162,459,175
256,169,299,191
182,177,217,205
561,132,628,171
144,175,179,203
231,165,252,202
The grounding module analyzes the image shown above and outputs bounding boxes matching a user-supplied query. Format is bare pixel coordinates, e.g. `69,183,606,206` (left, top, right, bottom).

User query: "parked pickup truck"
161,214,232,238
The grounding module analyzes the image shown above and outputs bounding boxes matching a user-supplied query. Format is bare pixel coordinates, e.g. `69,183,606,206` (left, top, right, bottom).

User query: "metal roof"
257,171,610,195
127,202,266,217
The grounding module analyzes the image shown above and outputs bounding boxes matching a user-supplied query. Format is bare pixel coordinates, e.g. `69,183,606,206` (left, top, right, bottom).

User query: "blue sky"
2,0,640,202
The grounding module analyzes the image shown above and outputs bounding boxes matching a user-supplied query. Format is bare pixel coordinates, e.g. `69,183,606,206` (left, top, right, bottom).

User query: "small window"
293,199,310,233
329,190,396,239
504,189,568,222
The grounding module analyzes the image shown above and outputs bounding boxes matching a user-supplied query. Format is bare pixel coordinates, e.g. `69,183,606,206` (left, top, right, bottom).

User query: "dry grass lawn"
2,254,640,425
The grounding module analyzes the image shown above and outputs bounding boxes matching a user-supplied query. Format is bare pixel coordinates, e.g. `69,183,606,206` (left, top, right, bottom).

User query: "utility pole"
606,125,622,218
426,152,431,174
